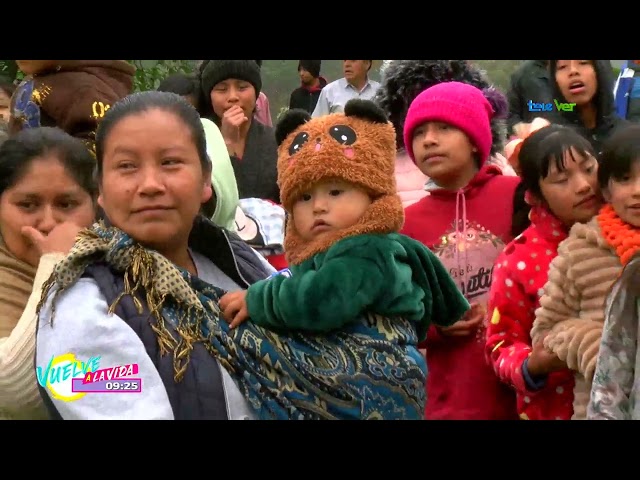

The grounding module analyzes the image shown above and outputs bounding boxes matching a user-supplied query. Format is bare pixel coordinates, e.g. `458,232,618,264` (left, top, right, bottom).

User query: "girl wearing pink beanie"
401,81,520,420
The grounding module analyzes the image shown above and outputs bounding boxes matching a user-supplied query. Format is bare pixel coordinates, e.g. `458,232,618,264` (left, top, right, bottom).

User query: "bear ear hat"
344,99,388,124
275,109,311,146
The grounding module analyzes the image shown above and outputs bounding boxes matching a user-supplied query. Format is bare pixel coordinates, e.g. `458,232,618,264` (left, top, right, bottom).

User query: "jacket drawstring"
454,189,469,288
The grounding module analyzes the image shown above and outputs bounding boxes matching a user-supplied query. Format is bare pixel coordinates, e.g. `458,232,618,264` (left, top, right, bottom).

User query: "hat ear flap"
275,109,311,146
344,99,388,124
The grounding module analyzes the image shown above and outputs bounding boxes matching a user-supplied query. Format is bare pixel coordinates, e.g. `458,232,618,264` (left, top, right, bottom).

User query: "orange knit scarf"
597,204,640,266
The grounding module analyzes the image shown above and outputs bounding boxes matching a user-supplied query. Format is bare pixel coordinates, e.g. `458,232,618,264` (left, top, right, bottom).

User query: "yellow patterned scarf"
37,221,224,382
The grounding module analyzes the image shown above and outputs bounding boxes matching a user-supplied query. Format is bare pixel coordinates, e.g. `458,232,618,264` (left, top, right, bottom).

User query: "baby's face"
292,179,371,242
16,60,59,76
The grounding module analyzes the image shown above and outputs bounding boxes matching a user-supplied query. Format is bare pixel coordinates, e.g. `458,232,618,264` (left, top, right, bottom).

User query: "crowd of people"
0,59,638,420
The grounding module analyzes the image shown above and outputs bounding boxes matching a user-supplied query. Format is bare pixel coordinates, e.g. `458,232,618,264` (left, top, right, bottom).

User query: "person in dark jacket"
9,60,135,155
198,60,279,203
288,60,327,114
549,59,628,156
506,60,554,136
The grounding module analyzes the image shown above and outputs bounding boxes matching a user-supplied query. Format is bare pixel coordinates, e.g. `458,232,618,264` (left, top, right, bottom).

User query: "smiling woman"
35,91,275,420
95,101,212,271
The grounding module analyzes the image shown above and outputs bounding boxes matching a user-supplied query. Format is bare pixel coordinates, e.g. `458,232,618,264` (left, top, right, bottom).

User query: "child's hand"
526,340,567,377
437,303,484,337
219,290,250,329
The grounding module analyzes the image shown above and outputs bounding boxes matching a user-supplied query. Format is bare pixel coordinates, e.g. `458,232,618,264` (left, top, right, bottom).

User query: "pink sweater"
255,92,272,127
395,150,428,208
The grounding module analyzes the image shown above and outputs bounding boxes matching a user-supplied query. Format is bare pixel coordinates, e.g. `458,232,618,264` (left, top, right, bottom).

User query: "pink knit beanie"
403,81,495,166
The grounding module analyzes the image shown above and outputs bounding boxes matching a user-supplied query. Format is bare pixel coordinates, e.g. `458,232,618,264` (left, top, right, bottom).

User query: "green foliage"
277,106,289,121
0,60,18,82
127,60,197,92
469,60,525,90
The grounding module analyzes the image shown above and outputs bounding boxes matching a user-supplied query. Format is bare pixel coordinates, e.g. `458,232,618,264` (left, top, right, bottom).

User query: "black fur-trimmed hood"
374,60,507,154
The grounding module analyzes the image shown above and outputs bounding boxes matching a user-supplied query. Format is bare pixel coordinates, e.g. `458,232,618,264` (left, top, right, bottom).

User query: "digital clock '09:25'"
104,379,142,392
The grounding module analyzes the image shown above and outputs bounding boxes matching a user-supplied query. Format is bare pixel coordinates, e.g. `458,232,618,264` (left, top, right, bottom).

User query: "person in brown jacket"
9,60,135,154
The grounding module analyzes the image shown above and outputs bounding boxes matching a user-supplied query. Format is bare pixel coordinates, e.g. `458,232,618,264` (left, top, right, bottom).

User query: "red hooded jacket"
401,165,520,420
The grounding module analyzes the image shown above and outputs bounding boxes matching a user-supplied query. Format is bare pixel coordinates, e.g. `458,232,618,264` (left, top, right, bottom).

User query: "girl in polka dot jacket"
485,123,603,420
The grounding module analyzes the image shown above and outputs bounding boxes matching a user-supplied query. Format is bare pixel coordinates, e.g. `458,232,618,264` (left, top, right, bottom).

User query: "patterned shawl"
38,221,426,420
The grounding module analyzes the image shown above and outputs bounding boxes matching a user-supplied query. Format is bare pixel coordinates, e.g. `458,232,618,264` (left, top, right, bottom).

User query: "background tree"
258,60,525,118
127,60,197,91
0,60,18,83
1,60,528,116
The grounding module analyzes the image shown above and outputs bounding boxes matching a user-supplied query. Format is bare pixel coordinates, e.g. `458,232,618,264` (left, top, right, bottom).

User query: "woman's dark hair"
0,126,98,199
511,124,595,236
96,91,209,176
157,73,201,113
157,73,199,97
95,91,214,216
598,123,640,189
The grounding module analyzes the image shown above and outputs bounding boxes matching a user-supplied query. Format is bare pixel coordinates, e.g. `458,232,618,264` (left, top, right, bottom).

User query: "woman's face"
98,108,212,255
555,60,598,108
209,78,256,121
0,155,95,267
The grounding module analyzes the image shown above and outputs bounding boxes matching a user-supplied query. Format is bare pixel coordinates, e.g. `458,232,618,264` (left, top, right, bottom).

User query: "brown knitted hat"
275,99,404,266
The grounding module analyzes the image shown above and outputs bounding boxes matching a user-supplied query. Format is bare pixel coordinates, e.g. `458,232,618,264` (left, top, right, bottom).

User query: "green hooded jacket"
201,118,239,232
246,233,470,341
